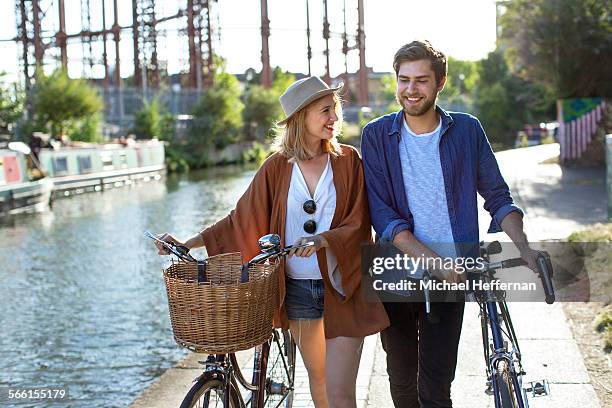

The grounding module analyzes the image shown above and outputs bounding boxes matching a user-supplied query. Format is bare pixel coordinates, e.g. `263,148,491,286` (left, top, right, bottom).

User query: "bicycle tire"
180,378,242,408
262,329,296,408
496,361,519,408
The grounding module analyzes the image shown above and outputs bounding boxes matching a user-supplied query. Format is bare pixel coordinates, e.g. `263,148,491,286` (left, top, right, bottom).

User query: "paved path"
130,144,605,407
129,335,378,407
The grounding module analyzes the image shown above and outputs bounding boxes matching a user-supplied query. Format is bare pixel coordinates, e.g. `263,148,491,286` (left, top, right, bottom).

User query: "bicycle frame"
479,296,527,408
189,329,293,408
474,242,552,408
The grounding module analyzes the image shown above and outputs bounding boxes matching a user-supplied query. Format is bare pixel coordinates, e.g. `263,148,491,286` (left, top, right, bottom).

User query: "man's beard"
397,94,436,117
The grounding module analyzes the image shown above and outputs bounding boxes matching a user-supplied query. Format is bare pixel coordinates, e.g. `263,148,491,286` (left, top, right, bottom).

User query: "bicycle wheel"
263,329,296,407
495,361,519,408
180,378,242,408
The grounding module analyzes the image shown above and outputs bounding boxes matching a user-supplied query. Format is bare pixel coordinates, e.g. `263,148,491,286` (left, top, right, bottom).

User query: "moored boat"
37,139,165,197
0,142,54,216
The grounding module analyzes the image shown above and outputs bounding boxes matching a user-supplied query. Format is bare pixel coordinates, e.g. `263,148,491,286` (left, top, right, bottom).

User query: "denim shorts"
284,278,324,320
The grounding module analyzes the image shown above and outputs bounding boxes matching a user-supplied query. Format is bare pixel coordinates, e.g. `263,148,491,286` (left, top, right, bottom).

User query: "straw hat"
278,76,343,125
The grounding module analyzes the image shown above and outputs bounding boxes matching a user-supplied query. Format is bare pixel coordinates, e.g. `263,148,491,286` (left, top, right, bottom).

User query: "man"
360,40,540,407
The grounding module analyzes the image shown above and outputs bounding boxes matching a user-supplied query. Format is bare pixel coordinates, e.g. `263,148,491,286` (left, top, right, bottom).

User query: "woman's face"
304,94,338,143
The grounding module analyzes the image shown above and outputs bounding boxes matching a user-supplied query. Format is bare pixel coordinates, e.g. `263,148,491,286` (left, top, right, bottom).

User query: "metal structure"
12,0,369,105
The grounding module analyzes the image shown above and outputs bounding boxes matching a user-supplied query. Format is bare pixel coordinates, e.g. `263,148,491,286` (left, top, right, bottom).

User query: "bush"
241,141,270,165
132,96,174,140
165,145,190,173
68,113,102,143
187,72,244,167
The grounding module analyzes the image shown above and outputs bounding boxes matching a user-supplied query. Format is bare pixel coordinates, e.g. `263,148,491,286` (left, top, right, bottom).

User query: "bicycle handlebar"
472,252,555,304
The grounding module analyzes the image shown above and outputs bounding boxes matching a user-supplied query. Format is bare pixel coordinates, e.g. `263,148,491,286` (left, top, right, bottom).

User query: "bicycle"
146,232,313,408
464,241,555,408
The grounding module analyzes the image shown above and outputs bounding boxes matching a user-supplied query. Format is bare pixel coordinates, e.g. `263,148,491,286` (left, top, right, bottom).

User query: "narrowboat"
0,142,54,216
38,139,166,197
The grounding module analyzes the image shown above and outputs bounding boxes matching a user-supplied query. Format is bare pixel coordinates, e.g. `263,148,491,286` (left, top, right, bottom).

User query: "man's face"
395,59,446,117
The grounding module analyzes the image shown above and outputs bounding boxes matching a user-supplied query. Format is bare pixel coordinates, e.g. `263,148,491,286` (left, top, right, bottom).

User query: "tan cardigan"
200,144,389,338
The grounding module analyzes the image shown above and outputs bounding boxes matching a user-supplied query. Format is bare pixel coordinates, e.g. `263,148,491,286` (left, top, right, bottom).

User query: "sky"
0,0,498,84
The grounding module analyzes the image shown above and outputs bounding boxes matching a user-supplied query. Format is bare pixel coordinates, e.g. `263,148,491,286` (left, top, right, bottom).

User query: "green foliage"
0,74,23,134
271,67,295,96
500,0,612,98
595,307,612,352
242,85,282,140
242,67,295,141
132,96,175,140
567,223,612,243
187,71,244,167
67,113,102,143
241,141,270,165
379,73,402,113
31,69,103,140
442,58,479,97
165,145,190,173
473,50,554,148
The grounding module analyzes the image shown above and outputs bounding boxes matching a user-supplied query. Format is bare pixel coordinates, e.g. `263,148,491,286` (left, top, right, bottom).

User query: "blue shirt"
361,106,523,258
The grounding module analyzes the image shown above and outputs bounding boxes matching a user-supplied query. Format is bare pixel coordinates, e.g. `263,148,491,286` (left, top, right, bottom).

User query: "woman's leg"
289,319,328,408
325,336,364,408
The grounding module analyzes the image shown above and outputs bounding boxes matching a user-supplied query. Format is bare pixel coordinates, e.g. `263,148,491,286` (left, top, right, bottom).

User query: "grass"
594,307,612,352
567,223,612,353
567,223,612,242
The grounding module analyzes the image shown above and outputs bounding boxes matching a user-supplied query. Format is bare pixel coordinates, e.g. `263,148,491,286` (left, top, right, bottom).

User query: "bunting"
558,98,607,161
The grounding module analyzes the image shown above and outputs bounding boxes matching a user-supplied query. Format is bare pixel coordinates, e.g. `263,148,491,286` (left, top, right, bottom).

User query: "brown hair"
273,93,343,162
393,40,447,86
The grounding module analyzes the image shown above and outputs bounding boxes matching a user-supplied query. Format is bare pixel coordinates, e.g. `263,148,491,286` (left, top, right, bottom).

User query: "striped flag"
558,98,607,162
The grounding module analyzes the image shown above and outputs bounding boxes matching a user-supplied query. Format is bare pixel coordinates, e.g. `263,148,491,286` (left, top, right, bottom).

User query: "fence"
98,87,205,135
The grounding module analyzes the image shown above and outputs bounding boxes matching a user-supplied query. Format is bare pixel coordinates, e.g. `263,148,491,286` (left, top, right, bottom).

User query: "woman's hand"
288,235,329,258
154,233,185,255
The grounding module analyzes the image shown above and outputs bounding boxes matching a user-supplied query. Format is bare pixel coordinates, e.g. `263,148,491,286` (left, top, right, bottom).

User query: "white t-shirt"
284,155,338,281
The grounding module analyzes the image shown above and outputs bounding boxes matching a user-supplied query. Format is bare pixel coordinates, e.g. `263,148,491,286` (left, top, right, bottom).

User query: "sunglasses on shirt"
303,199,316,234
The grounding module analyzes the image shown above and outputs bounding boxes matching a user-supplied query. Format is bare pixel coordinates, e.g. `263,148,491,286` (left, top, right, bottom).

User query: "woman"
157,76,389,407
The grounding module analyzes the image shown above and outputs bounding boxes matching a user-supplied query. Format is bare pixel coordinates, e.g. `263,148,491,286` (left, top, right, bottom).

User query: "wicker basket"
163,252,279,354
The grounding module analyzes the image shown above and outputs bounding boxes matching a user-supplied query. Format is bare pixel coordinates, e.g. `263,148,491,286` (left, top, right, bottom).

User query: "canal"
0,165,257,407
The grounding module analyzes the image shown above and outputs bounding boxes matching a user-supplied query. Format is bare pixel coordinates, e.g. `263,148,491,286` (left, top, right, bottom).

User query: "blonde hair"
273,92,344,162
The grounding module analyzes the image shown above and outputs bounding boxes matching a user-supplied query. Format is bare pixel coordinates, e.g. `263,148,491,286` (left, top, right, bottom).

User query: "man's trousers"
381,300,465,408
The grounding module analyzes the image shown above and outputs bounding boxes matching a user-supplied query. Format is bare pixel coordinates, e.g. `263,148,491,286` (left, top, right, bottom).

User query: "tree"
271,67,295,96
500,0,612,98
474,50,554,148
187,71,244,166
242,85,282,140
0,74,23,135
242,67,295,141
132,96,175,140
442,58,479,97
32,69,103,140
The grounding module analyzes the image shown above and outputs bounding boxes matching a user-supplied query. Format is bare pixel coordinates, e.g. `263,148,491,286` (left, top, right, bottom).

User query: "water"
0,165,257,407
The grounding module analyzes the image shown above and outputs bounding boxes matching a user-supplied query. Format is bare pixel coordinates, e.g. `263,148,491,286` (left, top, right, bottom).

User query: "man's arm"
500,211,540,273
360,124,412,240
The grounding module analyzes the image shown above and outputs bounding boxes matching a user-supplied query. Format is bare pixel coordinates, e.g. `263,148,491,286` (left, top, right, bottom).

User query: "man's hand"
519,246,541,274
288,235,328,258
432,264,468,284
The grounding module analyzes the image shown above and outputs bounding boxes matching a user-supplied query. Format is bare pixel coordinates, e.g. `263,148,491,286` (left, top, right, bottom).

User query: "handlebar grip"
537,254,555,304
502,258,528,268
